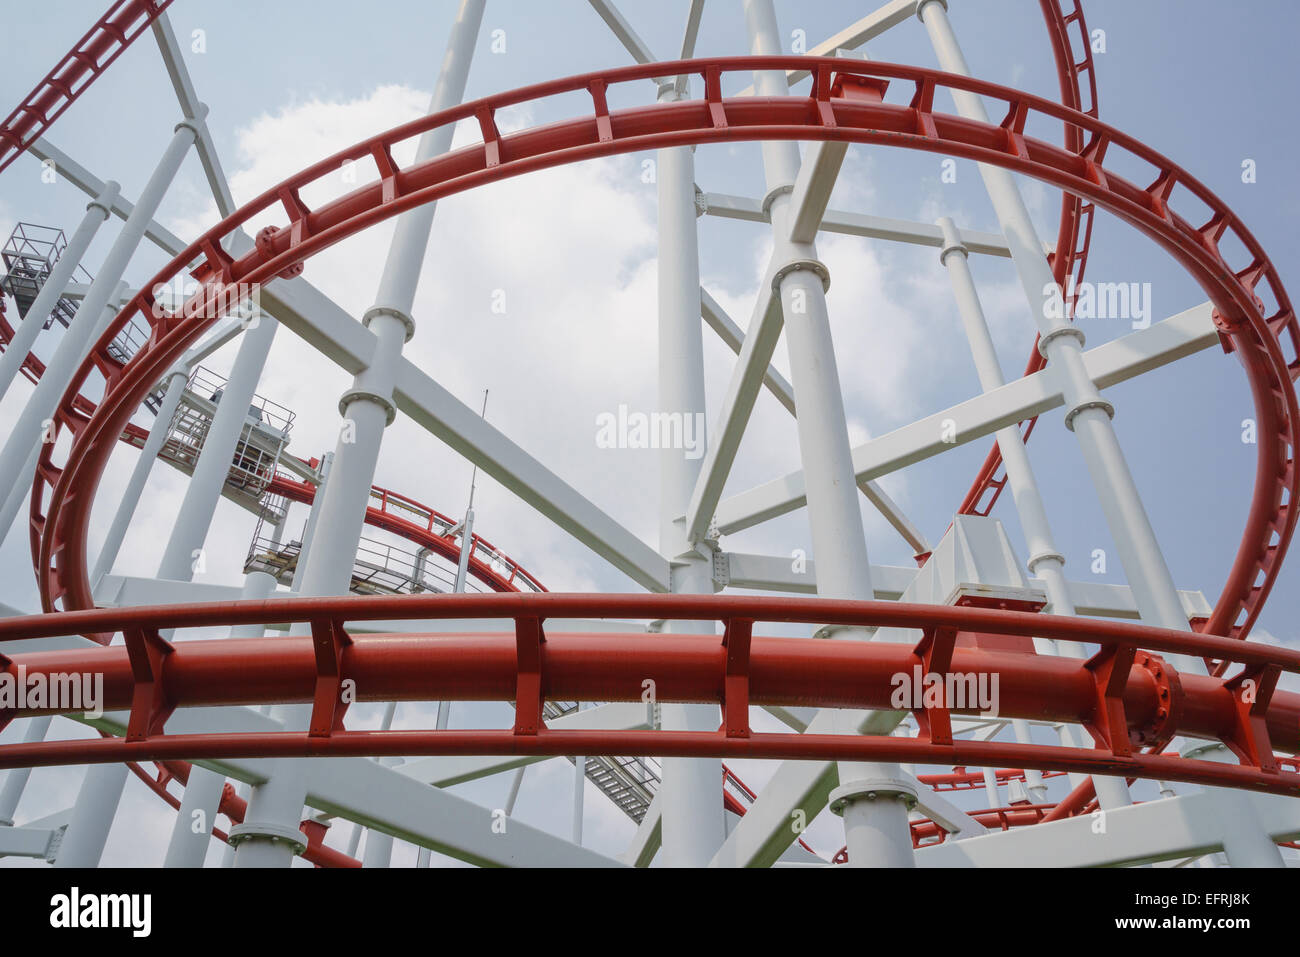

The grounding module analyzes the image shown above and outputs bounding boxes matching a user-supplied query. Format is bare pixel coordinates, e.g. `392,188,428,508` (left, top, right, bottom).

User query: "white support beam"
917,789,1300,868
711,303,1220,534
620,793,662,866
152,12,236,217
700,288,795,414
700,290,930,554
396,702,651,787
29,138,191,259
721,550,1212,620
732,0,920,95
94,574,248,608
0,824,63,860
708,707,903,868
227,234,674,591
683,268,783,542
702,192,1019,258
679,0,706,60
587,0,658,65
84,707,622,867
788,142,849,245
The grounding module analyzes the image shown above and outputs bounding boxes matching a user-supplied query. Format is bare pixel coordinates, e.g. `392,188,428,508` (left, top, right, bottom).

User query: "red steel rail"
1,594,1297,797
26,58,1298,655
0,0,174,176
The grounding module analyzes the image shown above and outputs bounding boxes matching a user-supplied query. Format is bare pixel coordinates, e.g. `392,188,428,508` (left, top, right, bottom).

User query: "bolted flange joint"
338,388,397,426
916,0,948,21
362,304,416,343
1063,398,1115,432
227,821,308,855
772,258,831,294
1036,324,1086,358
760,183,795,219
1026,550,1066,575
828,776,920,816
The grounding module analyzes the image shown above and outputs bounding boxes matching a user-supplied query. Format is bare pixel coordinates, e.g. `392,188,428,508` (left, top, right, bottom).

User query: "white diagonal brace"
152,12,236,217
732,0,919,95
701,289,929,553
40,145,671,591
711,302,1220,534
621,792,662,866
266,268,672,590
84,707,622,867
788,141,849,244
700,287,795,415
587,0,658,65
684,263,783,542
702,192,1017,258
673,0,708,95
31,138,191,258
708,707,903,868
917,789,1300,868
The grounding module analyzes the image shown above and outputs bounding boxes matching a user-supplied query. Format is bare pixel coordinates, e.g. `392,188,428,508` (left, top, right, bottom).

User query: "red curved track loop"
0,0,174,176
26,58,1300,653
266,473,545,594
956,0,1099,520
1,595,1298,798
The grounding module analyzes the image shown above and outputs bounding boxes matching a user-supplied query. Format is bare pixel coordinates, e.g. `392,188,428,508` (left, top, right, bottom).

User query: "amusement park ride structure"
0,0,1297,869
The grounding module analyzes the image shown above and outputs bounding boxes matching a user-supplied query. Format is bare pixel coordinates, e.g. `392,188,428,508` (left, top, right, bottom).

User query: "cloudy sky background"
1,0,1298,865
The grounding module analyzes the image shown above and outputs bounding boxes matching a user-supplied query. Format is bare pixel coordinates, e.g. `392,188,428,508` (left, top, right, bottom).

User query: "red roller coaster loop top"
26,56,1298,657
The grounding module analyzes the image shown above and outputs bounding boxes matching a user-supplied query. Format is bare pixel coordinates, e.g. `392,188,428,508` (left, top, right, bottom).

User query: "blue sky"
0,0,1297,865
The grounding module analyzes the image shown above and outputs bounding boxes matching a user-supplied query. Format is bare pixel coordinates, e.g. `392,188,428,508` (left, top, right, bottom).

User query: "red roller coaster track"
27,56,1298,650
0,0,175,176
2,594,1297,798
1,1,1295,862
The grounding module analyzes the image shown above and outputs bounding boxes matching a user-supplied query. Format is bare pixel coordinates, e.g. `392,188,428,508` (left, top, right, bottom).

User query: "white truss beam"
700,289,930,553
151,13,236,217
84,707,621,868
918,789,1300,868
684,264,783,542
732,0,920,95
702,192,1019,258
710,303,1220,535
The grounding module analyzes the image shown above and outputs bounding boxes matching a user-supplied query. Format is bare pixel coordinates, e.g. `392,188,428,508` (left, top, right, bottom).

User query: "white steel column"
155,315,278,580
937,216,1132,809
0,181,119,402
53,763,129,867
0,282,126,539
0,716,53,825
162,767,227,868
655,82,726,866
918,1,1192,640
232,0,485,867
0,112,203,505
744,0,915,868
91,368,188,585
164,570,277,867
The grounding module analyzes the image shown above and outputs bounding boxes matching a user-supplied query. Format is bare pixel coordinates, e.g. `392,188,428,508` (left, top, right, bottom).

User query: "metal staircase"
0,223,87,330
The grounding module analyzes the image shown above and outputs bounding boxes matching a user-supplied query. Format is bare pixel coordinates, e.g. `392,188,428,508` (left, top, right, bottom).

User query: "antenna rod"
467,388,488,510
